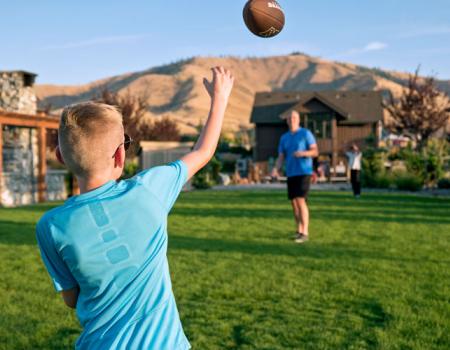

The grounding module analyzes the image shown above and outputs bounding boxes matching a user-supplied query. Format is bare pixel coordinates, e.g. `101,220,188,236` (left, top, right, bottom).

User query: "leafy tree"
95,88,148,152
96,88,180,148
140,117,181,142
384,68,450,149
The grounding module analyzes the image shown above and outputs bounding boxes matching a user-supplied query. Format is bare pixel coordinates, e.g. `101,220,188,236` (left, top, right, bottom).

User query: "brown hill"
35,54,450,134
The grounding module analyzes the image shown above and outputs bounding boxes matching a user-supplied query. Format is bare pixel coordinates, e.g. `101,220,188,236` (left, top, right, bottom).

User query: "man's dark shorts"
287,175,311,200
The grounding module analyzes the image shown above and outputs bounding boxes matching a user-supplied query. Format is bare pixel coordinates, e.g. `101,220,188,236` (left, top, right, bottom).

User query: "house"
250,91,384,175
0,70,66,206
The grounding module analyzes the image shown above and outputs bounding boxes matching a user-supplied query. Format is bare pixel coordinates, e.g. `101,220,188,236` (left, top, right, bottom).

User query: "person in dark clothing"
346,144,362,197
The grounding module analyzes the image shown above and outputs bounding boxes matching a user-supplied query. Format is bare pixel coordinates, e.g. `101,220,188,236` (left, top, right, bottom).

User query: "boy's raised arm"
181,66,234,179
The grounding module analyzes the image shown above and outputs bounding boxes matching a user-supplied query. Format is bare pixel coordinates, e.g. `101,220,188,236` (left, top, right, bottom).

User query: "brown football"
243,0,285,38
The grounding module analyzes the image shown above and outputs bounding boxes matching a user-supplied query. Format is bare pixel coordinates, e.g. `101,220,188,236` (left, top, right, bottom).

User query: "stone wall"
1,169,67,207
0,70,66,206
0,71,37,114
46,170,68,202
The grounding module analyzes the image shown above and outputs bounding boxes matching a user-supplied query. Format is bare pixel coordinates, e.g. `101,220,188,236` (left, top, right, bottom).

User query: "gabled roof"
280,93,349,120
250,91,384,125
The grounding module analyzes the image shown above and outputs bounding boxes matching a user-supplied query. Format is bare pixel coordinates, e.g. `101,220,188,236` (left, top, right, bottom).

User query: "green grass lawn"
0,191,449,350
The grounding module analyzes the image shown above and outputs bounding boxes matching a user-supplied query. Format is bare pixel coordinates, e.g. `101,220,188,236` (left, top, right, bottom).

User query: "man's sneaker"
295,234,309,244
292,232,303,239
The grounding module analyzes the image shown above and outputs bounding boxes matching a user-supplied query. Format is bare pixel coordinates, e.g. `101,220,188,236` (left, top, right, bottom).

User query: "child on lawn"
36,67,234,349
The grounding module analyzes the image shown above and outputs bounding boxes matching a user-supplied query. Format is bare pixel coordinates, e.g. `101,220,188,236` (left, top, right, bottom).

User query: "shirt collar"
66,180,116,204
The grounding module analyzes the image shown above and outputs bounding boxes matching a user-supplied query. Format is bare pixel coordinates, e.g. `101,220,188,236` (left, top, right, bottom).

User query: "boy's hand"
182,67,234,179
203,67,234,101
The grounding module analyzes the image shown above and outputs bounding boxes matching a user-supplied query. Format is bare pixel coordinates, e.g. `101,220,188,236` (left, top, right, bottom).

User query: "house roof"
250,91,384,125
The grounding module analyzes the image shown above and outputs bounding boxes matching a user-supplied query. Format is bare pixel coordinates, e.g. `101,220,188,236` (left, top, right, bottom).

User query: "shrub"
394,172,424,191
422,139,448,186
220,159,237,173
361,148,387,187
122,161,139,179
400,146,425,179
437,178,450,189
399,140,449,187
192,172,214,189
192,157,222,189
374,174,393,189
64,172,74,197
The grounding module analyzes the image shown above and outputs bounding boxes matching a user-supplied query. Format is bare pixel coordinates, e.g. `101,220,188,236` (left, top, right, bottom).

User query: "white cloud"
42,34,152,50
332,41,388,58
364,41,388,51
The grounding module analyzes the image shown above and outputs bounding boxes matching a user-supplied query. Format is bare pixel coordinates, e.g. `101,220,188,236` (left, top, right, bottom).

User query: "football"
243,0,285,38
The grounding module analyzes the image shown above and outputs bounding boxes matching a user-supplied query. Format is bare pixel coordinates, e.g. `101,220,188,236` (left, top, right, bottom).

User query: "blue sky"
1,0,449,84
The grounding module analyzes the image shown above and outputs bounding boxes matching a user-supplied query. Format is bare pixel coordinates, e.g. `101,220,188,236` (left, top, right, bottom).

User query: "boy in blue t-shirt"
36,67,234,349
271,110,318,243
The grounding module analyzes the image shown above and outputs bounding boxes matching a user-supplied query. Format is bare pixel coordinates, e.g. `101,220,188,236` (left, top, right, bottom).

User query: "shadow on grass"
335,298,392,349
0,220,37,245
169,235,450,265
171,207,450,225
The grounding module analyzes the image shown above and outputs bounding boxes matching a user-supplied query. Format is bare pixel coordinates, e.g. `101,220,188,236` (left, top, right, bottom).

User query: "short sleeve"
135,159,188,212
278,136,285,155
36,219,77,292
306,130,317,148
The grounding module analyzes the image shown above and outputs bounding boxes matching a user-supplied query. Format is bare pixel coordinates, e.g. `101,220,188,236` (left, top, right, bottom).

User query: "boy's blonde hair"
59,102,124,177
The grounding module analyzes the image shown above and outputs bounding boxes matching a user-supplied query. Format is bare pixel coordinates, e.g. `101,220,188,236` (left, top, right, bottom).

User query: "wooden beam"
0,116,58,129
37,127,47,203
331,116,338,178
0,112,59,130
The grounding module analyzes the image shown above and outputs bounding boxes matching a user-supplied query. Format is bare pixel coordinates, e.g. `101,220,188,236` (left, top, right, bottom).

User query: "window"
323,120,332,138
307,119,316,135
305,113,332,139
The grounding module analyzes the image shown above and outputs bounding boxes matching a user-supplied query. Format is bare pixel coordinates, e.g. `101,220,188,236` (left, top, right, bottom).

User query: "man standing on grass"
271,111,318,243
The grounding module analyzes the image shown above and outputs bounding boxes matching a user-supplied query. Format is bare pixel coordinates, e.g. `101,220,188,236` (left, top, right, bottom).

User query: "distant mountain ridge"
35,54,450,134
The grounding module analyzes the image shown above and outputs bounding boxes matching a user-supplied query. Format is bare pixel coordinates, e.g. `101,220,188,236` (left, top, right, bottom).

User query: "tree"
95,87,180,146
140,117,181,142
383,68,450,149
95,88,148,144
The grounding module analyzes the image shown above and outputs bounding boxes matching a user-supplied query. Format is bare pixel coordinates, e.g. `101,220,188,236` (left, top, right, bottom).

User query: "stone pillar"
0,71,37,114
38,127,47,202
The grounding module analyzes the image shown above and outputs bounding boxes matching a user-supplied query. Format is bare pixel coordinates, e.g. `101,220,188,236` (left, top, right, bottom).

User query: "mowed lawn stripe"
0,191,449,349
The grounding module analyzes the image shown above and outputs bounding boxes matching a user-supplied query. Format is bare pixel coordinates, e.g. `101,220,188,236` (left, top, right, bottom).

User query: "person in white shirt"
346,144,362,197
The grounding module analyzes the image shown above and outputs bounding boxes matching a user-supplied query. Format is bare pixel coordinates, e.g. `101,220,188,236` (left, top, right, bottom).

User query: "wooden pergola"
0,111,60,204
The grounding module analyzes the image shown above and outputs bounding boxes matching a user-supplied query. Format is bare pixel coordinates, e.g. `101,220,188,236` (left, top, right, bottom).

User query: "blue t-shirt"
36,160,191,350
278,128,317,177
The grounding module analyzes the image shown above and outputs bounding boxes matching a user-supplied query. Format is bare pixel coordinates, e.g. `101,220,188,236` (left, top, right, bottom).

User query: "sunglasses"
112,133,133,158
